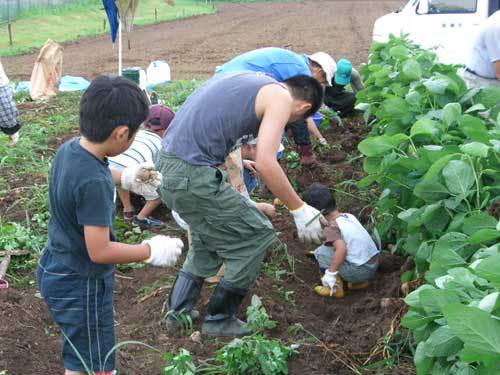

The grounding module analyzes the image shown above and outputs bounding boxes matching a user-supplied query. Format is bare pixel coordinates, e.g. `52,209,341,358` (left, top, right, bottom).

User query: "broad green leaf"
363,157,381,173
443,304,500,359
358,134,408,157
406,89,422,107
389,45,410,60
424,325,463,357
415,341,435,375
378,97,412,124
475,255,500,285
402,59,422,80
475,86,500,108
442,102,462,126
411,118,443,137
460,142,490,158
442,160,474,195
460,115,489,143
470,229,500,245
433,233,471,259
402,310,439,329
357,174,379,188
422,202,449,234
430,247,466,273
465,104,487,113
424,77,449,95
422,154,458,182
463,213,497,236
405,284,436,308
430,361,452,375
414,179,450,201
398,207,423,227
448,213,467,232
419,288,460,315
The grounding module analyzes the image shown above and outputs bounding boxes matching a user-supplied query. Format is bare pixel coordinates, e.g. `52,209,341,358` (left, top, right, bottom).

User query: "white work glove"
321,270,339,296
121,162,162,200
318,137,328,146
290,204,324,244
142,235,183,267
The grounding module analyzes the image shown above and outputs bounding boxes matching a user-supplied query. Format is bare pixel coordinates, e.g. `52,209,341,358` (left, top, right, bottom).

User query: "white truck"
372,0,500,64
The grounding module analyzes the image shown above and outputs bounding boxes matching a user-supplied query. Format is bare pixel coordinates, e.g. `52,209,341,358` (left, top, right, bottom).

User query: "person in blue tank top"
157,72,326,338
216,47,336,164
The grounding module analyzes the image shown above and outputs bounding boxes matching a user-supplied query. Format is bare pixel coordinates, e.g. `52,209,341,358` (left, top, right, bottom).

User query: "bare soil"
3,1,403,81
0,116,410,374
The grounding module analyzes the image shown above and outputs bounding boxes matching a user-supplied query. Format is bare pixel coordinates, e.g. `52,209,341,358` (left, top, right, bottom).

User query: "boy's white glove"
322,270,338,296
318,137,328,146
121,162,162,200
142,235,183,267
290,204,324,244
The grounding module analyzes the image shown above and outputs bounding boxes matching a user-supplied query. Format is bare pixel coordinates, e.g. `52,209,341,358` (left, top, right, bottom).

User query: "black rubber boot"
201,279,252,337
165,271,203,332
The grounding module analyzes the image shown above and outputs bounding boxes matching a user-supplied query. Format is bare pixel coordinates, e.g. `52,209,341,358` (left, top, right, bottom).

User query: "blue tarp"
58,76,90,92
103,0,119,43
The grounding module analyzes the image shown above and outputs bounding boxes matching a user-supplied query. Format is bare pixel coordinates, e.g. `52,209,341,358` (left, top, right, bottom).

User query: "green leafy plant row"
356,35,500,374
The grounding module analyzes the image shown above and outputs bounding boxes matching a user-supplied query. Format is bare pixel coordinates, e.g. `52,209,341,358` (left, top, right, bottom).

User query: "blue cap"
334,58,352,86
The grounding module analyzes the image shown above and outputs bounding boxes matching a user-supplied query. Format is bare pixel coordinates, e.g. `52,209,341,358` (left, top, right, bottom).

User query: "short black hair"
282,75,324,118
302,183,337,215
79,75,149,143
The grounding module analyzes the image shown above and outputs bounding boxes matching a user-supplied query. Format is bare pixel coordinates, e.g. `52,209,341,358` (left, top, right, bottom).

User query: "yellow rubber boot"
347,281,370,290
314,276,345,298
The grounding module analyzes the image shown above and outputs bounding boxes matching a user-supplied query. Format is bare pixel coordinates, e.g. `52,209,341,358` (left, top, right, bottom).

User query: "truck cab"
372,0,500,64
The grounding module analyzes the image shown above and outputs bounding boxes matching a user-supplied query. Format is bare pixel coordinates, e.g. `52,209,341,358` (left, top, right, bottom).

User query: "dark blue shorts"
36,250,115,372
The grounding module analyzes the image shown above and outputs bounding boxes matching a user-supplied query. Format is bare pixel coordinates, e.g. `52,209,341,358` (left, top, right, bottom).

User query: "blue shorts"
36,250,115,372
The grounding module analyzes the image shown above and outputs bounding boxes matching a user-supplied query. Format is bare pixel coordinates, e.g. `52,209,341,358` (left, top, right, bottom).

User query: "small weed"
277,287,296,307
165,310,193,336
211,335,298,375
246,295,276,333
163,348,196,375
262,241,296,281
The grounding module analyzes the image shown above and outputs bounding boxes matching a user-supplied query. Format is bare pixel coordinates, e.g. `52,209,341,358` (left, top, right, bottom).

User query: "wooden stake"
8,22,13,46
155,8,158,22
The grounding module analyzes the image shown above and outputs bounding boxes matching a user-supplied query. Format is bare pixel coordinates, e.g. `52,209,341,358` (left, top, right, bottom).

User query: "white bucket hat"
308,52,336,86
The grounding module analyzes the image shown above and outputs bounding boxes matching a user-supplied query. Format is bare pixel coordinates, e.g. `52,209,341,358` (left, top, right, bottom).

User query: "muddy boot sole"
201,317,252,337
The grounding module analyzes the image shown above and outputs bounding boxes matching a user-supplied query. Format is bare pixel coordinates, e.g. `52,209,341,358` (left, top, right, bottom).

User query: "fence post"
155,8,157,22
8,22,13,46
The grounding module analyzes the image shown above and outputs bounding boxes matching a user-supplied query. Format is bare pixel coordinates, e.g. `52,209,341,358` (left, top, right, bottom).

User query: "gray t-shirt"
468,11,500,79
162,73,279,166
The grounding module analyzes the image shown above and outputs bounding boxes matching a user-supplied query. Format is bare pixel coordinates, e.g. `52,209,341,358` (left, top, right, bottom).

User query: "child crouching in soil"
303,183,379,297
36,76,184,375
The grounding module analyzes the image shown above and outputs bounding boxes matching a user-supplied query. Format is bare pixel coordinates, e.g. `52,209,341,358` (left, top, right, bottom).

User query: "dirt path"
3,0,402,81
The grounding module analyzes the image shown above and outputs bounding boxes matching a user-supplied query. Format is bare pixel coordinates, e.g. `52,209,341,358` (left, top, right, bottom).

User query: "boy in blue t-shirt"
36,76,184,375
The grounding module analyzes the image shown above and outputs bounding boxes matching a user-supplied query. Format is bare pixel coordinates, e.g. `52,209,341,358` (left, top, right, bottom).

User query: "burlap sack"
29,39,63,101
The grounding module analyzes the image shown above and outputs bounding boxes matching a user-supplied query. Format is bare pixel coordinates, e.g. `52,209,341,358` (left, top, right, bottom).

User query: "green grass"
0,0,216,57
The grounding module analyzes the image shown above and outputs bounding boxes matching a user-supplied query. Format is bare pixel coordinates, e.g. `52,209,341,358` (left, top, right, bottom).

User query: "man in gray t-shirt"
464,11,500,87
157,72,326,337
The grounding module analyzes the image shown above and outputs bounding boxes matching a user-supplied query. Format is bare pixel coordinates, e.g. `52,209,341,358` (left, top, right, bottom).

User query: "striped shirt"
108,129,162,169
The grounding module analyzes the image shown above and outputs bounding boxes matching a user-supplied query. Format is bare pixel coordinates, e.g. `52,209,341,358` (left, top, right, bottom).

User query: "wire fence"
0,0,92,23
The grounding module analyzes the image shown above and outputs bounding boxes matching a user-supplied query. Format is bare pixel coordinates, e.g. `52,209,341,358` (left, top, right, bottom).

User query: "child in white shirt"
303,183,379,298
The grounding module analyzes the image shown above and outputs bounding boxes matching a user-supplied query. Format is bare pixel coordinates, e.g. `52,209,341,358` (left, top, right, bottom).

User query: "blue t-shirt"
44,138,116,278
215,47,311,82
